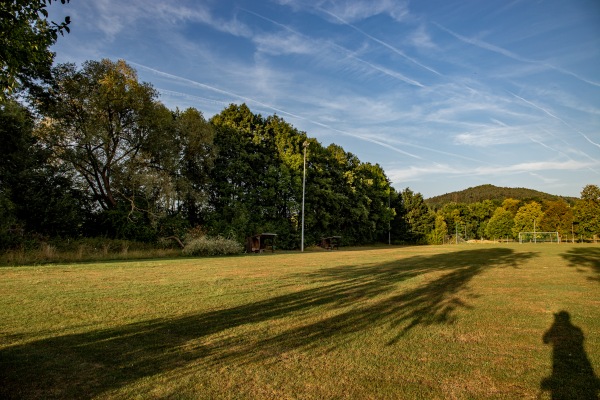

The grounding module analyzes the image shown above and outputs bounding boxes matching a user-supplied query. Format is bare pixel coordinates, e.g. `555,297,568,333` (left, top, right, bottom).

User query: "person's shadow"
541,311,600,399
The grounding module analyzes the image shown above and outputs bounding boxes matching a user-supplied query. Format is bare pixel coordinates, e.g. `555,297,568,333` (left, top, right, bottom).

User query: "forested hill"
425,184,577,208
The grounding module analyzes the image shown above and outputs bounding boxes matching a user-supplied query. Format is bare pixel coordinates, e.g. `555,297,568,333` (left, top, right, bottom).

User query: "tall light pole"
301,140,309,252
388,182,392,245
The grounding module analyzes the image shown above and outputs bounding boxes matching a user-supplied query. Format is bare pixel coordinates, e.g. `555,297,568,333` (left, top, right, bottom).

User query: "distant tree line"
414,187,600,243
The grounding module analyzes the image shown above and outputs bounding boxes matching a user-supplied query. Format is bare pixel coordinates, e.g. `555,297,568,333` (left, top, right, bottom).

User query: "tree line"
2,59,399,249
3,61,599,250
407,188,600,244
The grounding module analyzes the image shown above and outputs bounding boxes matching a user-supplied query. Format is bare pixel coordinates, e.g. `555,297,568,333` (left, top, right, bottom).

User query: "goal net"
518,231,560,244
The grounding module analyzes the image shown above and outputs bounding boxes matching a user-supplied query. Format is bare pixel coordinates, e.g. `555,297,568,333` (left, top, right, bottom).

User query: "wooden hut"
246,233,277,253
320,236,341,250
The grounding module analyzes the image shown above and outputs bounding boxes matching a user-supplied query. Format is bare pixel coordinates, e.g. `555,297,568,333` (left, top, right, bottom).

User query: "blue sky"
49,0,600,198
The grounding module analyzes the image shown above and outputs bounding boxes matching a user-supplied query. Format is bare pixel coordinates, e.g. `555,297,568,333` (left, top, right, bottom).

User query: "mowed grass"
1,244,599,399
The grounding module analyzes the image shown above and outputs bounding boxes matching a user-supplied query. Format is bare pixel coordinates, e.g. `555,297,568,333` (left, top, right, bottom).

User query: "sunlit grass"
1,244,599,399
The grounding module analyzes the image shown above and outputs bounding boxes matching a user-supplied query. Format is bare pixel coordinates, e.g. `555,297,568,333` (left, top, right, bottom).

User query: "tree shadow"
561,247,600,283
541,311,600,399
0,248,536,399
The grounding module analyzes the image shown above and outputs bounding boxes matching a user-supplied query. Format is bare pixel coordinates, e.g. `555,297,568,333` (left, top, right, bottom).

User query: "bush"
183,236,243,257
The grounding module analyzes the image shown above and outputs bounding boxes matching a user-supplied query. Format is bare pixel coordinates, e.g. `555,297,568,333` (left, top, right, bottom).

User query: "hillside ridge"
425,184,577,207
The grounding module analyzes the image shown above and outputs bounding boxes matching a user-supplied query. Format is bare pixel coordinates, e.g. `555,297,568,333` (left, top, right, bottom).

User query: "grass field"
1,244,599,399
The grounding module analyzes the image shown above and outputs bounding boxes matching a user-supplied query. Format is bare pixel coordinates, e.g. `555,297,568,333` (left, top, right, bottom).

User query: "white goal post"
518,231,560,244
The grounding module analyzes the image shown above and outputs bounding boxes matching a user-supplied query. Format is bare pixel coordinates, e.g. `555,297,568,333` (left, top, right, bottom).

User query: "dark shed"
320,236,341,250
246,233,277,253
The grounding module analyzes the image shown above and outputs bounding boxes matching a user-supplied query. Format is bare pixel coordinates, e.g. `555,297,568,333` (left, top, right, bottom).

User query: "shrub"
183,236,243,257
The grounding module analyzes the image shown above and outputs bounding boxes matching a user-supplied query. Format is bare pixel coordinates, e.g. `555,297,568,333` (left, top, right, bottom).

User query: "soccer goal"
518,231,560,244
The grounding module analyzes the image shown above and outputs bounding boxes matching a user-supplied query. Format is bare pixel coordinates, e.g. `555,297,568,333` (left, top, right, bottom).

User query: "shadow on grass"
0,247,536,399
561,247,600,283
541,311,600,399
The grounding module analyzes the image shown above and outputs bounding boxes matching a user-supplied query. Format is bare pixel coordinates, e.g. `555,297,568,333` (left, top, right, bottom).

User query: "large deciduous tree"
389,188,409,243
440,202,471,240
37,59,162,212
208,104,272,241
34,59,204,240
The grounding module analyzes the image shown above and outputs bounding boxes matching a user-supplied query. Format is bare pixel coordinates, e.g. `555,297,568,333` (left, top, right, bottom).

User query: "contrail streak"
508,91,600,153
130,61,424,159
318,7,441,76
133,62,505,165
241,8,424,87
436,22,600,88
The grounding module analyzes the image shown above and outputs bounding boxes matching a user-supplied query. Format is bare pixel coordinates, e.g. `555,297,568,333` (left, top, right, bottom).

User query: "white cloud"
388,159,599,185
319,0,409,23
474,160,600,175
271,0,409,22
454,127,531,147
409,24,437,50
387,164,459,182
80,1,253,41
253,32,315,55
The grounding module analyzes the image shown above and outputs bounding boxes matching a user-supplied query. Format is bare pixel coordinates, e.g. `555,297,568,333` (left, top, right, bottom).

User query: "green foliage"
574,185,600,239
0,195,18,249
36,59,162,211
182,236,243,257
540,201,573,238
580,184,600,202
0,0,71,99
89,205,157,242
400,188,434,243
485,207,515,239
0,99,84,249
208,104,393,248
468,200,498,238
428,213,448,244
173,107,215,226
208,107,271,243
30,60,215,242
501,198,521,217
512,201,544,237
389,188,408,243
